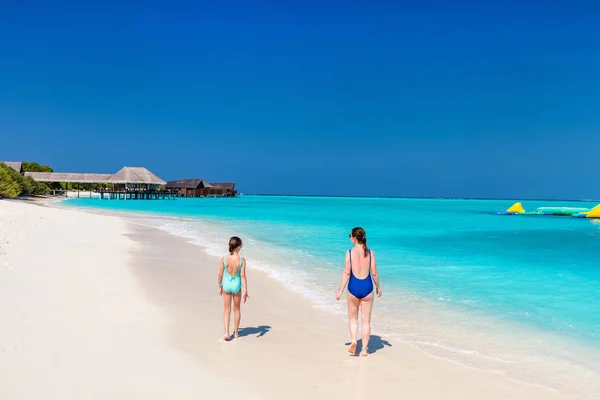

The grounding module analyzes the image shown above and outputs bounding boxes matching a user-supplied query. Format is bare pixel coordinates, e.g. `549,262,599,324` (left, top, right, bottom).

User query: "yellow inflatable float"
573,204,600,219
497,202,600,218
506,202,525,213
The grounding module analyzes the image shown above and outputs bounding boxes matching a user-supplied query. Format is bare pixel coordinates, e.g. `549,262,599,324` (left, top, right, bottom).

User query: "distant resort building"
165,179,237,197
2,161,238,200
25,166,165,189
25,166,173,200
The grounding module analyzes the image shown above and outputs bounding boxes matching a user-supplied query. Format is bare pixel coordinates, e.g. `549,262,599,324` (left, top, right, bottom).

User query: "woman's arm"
371,251,382,297
217,257,224,295
241,258,248,303
336,251,351,301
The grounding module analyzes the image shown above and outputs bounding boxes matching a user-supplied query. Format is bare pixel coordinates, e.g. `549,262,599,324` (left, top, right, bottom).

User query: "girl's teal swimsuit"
221,256,243,294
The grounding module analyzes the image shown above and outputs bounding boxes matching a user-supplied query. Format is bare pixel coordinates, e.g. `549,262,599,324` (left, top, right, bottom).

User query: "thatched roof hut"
24,167,166,186
1,161,23,174
164,179,237,197
211,182,236,190
165,179,212,189
25,172,112,183
106,167,166,185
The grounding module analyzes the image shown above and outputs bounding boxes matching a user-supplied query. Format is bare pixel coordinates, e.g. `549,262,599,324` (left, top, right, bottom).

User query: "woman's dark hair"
351,227,369,257
229,236,242,253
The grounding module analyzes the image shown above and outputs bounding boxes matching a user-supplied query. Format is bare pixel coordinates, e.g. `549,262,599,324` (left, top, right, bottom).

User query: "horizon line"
238,193,600,202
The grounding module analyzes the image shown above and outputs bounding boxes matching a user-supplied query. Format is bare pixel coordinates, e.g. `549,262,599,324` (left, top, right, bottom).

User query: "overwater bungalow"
165,179,237,197
25,166,174,200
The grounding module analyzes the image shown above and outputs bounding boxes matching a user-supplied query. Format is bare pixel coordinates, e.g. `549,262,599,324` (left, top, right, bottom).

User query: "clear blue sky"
1,1,599,198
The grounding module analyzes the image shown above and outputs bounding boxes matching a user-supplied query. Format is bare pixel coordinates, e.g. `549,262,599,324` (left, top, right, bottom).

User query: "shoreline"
55,197,600,398
43,198,596,399
124,211,598,400
11,198,576,398
123,215,571,399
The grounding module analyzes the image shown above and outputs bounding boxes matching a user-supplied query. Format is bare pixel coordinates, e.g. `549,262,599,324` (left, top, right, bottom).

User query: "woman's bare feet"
348,341,357,355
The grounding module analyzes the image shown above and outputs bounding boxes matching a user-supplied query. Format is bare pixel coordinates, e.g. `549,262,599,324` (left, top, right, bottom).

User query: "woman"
218,236,249,341
336,227,382,356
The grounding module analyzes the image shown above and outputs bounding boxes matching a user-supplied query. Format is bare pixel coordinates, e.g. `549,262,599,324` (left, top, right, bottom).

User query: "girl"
218,236,248,340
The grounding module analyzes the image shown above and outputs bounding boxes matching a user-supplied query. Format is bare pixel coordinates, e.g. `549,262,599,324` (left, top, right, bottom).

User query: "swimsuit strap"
349,249,352,266
223,256,231,279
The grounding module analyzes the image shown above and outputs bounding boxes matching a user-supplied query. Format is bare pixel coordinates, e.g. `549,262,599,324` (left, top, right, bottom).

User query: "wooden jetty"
99,190,176,200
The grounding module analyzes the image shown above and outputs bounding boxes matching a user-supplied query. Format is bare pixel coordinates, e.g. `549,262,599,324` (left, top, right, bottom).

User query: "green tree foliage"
19,174,34,195
22,162,53,172
0,163,22,198
23,176,48,195
0,162,50,198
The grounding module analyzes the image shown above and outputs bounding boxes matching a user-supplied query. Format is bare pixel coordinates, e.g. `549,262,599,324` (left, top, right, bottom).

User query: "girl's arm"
217,257,224,295
241,258,248,303
336,251,351,301
371,251,382,297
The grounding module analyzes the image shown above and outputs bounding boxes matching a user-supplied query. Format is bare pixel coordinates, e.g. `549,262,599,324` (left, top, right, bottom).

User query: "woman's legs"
233,292,242,338
359,292,374,356
347,292,360,354
223,292,232,340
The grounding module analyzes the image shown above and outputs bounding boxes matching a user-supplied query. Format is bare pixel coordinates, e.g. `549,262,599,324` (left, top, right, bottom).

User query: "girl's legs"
233,292,242,338
347,292,360,354
223,292,232,340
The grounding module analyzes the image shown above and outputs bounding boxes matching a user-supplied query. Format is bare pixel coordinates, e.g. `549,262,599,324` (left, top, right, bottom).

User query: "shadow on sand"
237,325,272,338
345,335,392,356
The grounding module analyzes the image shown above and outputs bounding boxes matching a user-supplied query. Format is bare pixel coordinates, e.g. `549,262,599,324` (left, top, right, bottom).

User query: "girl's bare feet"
348,341,357,355
233,330,239,339
360,349,368,357
223,334,230,341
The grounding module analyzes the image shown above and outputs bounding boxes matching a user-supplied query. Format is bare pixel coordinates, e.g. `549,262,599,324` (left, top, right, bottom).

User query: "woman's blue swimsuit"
347,249,373,299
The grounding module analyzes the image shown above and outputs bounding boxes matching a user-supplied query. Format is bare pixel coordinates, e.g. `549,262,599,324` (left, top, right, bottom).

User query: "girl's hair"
351,227,369,257
228,236,242,253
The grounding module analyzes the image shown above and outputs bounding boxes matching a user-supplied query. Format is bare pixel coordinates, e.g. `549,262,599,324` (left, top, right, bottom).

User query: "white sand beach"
0,200,249,399
0,200,572,399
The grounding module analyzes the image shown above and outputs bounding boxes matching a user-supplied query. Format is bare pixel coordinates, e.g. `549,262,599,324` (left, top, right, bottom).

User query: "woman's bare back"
350,248,372,279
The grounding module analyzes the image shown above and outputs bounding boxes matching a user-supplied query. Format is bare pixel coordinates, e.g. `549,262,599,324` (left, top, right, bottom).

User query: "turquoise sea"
64,196,600,398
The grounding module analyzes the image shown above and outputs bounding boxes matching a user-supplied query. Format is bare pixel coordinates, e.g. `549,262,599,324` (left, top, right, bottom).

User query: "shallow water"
65,196,600,398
